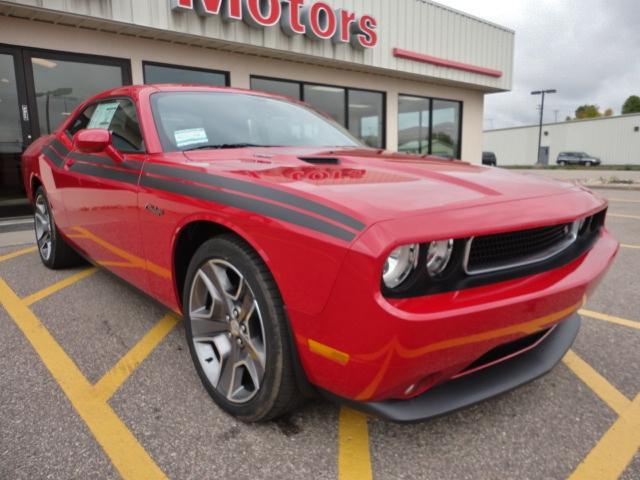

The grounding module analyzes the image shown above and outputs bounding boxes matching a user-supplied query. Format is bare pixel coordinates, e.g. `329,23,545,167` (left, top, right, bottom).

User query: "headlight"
426,240,454,276
383,244,419,289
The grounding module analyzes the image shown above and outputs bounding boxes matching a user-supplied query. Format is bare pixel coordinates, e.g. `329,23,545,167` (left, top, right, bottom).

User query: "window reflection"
431,100,461,159
348,90,384,148
0,54,22,154
398,96,430,154
31,57,123,135
144,63,227,87
398,95,462,158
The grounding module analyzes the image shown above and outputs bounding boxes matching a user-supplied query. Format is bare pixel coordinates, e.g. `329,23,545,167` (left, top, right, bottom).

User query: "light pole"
531,89,556,165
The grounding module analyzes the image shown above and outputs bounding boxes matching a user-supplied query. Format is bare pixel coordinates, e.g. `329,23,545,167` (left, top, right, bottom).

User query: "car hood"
182,147,583,226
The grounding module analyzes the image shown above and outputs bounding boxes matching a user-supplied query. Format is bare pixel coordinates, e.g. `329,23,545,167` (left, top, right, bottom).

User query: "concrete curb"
582,184,640,192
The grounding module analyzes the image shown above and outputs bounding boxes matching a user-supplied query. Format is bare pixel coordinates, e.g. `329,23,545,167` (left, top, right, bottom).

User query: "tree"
604,108,614,117
575,105,602,119
622,95,640,114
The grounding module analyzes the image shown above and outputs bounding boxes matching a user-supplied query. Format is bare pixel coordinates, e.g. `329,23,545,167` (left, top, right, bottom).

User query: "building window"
303,85,346,125
431,99,461,159
398,95,462,158
143,61,228,87
348,89,384,148
250,77,301,100
398,95,430,155
250,76,386,148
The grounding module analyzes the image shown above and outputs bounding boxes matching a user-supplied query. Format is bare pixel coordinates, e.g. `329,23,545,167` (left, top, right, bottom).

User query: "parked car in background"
557,152,601,167
482,151,497,166
22,85,617,423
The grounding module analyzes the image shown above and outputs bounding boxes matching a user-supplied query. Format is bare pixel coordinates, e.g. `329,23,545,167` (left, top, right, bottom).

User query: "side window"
107,100,144,153
67,99,144,153
66,104,97,137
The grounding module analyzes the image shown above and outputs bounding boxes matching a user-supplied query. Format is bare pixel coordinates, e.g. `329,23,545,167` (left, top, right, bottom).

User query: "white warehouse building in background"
484,114,640,166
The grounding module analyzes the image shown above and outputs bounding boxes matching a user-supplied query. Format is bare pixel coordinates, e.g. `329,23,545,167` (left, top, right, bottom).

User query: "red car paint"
22,85,618,405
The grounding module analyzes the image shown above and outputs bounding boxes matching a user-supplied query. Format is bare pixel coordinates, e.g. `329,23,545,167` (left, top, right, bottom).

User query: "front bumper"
322,313,580,422
293,227,617,402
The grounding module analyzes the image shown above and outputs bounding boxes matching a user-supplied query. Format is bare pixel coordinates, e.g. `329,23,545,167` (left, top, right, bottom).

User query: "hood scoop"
298,156,341,165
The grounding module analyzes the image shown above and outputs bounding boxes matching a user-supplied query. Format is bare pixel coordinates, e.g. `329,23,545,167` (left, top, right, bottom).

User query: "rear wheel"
558,161,566,166
183,235,300,422
34,187,82,269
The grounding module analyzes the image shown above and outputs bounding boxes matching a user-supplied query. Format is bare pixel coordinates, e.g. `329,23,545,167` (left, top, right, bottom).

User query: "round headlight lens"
383,244,419,289
426,240,454,276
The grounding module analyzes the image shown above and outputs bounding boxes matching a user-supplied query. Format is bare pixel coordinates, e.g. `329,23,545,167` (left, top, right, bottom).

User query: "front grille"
465,222,576,275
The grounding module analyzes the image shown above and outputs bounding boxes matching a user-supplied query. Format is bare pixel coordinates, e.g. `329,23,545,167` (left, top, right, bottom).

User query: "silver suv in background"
557,152,601,166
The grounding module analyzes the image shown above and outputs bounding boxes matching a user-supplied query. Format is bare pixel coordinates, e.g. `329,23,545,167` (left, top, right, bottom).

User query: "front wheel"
183,235,300,422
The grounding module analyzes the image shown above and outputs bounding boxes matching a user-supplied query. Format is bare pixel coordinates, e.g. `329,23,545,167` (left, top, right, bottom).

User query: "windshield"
151,91,361,152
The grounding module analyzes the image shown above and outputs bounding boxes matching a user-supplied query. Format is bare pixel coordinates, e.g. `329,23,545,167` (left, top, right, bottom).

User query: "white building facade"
484,114,640,166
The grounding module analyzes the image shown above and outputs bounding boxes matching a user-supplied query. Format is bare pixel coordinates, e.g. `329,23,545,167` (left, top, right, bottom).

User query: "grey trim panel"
321,313,581,423
141,175,357,242
144,163,365,231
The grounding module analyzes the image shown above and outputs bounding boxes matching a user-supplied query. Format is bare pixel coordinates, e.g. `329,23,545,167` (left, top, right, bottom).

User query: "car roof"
96,84,286,100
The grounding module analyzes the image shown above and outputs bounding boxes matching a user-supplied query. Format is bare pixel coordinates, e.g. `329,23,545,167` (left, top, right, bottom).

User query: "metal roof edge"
484,112,640,133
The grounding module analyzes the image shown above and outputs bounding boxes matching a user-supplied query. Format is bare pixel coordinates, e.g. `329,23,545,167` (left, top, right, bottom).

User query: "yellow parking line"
338,407,373,480
609,213,640,220
579,309,640,331
0,278,167,480
562,350,631,416
0,245,37,263
22,267,98,306
94,313,179,402
621,244,640,250
568,394,640,480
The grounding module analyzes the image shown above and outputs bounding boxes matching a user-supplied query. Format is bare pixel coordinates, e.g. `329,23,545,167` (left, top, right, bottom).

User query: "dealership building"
0,0,514,217
484,113,640,166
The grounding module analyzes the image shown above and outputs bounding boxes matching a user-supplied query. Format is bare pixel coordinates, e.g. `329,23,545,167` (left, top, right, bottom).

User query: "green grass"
503,164,640,171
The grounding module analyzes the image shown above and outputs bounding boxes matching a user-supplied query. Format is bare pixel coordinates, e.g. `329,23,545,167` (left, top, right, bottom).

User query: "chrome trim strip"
463,221,580,276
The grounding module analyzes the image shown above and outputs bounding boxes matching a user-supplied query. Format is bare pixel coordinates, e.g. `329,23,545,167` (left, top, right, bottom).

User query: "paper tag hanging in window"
88,102,119,129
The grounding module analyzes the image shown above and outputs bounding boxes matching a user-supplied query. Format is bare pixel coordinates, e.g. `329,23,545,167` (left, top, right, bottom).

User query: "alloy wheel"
34,193,52,261
188,259,267,404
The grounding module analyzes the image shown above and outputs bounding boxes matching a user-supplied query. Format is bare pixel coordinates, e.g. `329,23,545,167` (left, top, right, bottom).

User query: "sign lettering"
170,0,378,49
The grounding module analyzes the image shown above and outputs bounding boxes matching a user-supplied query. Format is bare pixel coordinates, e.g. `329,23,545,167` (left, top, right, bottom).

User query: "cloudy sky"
437,0,640,130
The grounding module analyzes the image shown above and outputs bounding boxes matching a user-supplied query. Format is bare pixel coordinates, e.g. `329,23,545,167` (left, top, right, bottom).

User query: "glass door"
0,45,131,218
23,50,131,137
0,46,31,217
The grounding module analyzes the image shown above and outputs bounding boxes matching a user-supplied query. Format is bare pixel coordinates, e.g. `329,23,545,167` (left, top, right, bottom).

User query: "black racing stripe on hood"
144,163,365,232
141,174,357,242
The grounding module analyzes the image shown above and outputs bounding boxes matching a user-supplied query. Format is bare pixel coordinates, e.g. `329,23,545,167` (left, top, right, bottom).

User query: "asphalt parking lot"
1,188,638,480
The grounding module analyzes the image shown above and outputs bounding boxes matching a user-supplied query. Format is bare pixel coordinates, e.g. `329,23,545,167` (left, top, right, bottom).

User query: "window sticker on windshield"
88,102,119,129
174,128,209,148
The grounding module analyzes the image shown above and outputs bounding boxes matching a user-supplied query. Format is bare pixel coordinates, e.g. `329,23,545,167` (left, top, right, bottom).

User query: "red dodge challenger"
22,85,618,422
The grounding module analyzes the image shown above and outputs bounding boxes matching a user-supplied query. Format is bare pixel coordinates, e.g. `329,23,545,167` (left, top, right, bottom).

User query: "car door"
62,97,149,293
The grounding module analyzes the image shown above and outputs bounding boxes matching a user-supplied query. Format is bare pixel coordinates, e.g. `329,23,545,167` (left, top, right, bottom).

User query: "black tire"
183,235,301,422
33,187,83,269
558,161,566,166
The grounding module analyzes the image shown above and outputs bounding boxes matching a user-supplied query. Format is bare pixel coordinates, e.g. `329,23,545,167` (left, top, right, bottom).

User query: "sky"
437,0,640,130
